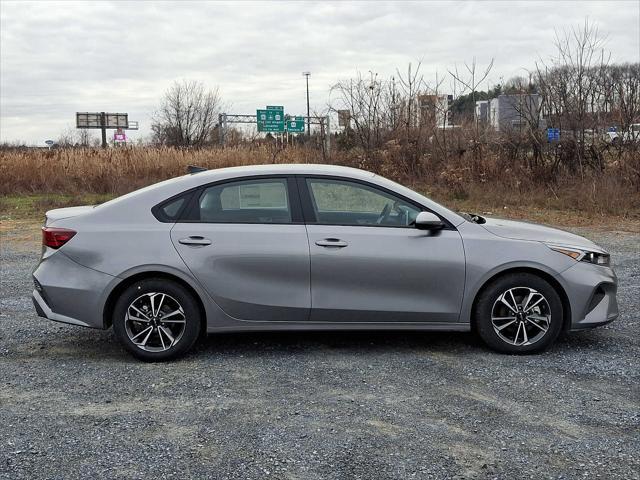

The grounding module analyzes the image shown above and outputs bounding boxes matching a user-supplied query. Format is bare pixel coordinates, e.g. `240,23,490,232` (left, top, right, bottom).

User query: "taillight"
42,227,76,249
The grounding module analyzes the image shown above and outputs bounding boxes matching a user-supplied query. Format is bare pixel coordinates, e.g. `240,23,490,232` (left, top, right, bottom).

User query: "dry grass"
0,146,324,196
1,146,639,227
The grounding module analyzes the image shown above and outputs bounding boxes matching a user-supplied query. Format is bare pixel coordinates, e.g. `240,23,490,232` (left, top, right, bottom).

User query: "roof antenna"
187,165,207,174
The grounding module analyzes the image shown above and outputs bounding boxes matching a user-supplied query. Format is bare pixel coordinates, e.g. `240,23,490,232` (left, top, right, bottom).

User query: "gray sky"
1,0,638,145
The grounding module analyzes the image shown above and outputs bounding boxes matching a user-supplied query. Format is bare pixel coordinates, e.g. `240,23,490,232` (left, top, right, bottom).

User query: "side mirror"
415,211,444,230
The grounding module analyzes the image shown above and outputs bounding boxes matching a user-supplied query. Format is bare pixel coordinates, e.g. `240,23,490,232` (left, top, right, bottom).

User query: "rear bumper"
32,289,93,328
32,251,115,329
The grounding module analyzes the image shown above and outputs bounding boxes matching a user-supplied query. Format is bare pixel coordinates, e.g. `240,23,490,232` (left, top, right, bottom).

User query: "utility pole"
391,76,396,129
100,112,107,148
218,113,226,147
303,71,311,136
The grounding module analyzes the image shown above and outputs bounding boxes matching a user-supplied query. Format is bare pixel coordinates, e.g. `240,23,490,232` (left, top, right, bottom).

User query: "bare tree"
330,72,391,164
535,19,610,172
57,127,99,148
152,80,223,147
395,62,425,140
499,75,548,168
76,129,93,147
611,63,640,141
425,71,451,158
330,64,440,174
394,62,454,175
448,57,494,138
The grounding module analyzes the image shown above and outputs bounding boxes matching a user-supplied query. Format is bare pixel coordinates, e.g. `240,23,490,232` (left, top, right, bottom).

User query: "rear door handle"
179,236,212,246
315,238,348,248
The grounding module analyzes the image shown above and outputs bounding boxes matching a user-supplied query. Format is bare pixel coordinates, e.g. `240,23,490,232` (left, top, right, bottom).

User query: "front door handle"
315,238,348,248
179,236,212,246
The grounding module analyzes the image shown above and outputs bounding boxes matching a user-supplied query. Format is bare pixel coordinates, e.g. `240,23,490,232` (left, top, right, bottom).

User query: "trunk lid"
44,205,95,226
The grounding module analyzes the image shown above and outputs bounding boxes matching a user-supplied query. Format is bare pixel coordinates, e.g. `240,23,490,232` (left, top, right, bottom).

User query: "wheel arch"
102,271,207,336
470,266,572,332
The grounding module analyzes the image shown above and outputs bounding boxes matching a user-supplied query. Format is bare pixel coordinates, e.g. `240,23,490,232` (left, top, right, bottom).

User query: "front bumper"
569,282,618,331
558,261,619,331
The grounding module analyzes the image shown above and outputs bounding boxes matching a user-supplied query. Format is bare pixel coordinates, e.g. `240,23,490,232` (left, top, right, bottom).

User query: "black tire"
474,273,563,354
113,278,202,361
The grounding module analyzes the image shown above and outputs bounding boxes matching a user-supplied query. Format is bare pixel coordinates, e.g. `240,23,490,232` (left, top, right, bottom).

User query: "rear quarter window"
152,193,192,222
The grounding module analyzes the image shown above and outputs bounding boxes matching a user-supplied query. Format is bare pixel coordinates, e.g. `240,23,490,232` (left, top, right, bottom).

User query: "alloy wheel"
491,287,551,346
124,292,186,352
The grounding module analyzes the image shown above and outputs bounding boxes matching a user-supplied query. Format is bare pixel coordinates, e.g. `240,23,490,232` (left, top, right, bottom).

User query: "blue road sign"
547,128,560,142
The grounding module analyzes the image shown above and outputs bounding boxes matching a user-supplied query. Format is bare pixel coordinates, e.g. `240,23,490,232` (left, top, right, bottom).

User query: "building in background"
476,100,490,123
477,94,544,132
419,94,453,128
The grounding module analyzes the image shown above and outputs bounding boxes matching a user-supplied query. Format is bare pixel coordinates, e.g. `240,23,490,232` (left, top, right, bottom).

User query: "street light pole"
303,71,311,136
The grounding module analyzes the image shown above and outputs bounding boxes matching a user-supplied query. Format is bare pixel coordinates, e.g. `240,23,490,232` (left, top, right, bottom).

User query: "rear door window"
197,178,292,224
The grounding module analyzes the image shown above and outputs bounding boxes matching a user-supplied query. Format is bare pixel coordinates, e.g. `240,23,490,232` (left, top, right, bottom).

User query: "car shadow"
26,321,613,363
194,328,615,359
195,330,481,357
12,320,484,364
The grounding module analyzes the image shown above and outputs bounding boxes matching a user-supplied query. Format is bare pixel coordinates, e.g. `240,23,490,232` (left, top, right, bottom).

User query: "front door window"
306,178,420,227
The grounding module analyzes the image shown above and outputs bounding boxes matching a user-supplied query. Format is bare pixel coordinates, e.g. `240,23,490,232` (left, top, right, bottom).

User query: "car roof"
152,163,381,195
96,163,465,226
188,163,376,181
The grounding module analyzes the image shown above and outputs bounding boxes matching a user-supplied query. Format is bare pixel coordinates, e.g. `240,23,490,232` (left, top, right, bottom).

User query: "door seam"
294,175,313,321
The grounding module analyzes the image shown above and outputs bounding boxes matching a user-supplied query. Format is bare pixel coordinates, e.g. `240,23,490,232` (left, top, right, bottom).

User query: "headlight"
546,244,610,266
581,251,610,265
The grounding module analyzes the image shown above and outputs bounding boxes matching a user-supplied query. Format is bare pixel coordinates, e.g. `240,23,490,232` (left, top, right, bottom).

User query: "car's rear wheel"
474,273,563,354
113,278,201,361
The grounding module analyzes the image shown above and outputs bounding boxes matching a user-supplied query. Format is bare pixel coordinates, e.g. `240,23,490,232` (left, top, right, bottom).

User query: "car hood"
480,217,605,252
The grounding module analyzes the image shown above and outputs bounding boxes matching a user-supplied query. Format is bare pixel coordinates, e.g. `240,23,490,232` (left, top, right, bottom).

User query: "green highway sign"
286,116,305,133
257,108,285,132
256,106,304,133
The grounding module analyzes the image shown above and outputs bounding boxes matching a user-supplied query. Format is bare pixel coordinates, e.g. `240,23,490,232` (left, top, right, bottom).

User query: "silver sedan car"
32,164,618,360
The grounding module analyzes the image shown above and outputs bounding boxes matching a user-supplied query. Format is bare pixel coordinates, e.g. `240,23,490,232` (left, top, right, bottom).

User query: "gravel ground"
1,228,639,480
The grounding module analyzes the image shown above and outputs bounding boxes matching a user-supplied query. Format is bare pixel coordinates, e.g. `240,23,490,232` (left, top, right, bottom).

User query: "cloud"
1,0,638,144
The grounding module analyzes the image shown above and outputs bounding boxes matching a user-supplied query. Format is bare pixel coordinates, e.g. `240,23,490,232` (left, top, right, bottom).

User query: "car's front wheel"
113,278,201,361
474,273,563,354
